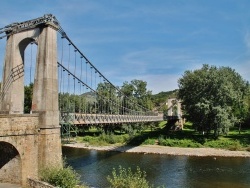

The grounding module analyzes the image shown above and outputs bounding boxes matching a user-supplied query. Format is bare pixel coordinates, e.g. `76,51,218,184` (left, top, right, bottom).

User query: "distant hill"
151,89,178,111
82,91,96,103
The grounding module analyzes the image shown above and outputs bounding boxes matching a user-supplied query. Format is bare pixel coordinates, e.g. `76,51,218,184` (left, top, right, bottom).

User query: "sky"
1,0,250,94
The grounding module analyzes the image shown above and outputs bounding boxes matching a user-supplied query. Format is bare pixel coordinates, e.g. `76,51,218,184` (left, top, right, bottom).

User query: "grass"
74,122,250,151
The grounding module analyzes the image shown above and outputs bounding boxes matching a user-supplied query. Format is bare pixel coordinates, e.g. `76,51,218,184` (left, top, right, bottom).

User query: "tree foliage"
178,64,249,137
59,92,90,113
120,79,153,111
23,79,155,116
24,83,33,113
151,90,178,107
96,82,118,114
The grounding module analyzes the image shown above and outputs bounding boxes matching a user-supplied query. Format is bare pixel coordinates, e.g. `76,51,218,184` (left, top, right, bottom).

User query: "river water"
62,147,250,188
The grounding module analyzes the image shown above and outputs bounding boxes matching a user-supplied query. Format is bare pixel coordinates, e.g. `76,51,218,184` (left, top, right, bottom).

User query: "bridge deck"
60,113,163,125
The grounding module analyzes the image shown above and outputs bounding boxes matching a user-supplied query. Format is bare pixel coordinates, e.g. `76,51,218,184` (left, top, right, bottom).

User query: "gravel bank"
63,143,250,157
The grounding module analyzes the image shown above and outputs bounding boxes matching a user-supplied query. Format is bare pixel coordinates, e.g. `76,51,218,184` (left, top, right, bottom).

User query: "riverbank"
63,143,250,157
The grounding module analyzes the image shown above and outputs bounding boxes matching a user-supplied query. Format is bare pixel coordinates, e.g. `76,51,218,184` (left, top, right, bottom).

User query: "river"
62,147,250,188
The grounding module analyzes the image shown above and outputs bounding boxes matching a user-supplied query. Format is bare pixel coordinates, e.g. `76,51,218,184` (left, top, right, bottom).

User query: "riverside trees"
178,64,249,138
120,79,154,111
24,79,154,114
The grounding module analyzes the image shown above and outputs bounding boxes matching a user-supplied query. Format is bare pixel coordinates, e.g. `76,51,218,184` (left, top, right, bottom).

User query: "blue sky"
1,0,250,94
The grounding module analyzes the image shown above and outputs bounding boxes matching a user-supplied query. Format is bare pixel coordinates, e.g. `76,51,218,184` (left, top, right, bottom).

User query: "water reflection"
62,147,250,188
184,157,250,188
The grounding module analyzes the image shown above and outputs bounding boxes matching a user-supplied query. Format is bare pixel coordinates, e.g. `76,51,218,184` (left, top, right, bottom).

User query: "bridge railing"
60,112,163,125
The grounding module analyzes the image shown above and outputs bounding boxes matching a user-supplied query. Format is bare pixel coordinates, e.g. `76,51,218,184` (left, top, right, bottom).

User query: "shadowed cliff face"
0,142,19,169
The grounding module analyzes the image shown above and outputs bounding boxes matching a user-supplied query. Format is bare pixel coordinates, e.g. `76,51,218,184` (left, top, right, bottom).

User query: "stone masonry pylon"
0,15,62,186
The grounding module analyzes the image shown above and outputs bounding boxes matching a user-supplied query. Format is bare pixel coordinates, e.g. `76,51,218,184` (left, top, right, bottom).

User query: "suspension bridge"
0,14,164,187
0,14,163,128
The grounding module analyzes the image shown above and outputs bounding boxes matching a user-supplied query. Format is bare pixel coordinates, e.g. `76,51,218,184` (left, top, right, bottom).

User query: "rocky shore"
63,143,250,157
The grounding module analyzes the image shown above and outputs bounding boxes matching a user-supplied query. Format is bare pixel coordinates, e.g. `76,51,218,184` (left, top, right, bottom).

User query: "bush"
158,136,202,148
107,166,153,188
122,124,138,136
143,138,156,145
204,139,243,150
80,132,129,146
99,132,128,144
228,141,243,151
39,165,86,188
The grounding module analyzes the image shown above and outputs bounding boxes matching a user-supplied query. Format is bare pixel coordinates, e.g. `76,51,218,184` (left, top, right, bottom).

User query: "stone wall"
0,113,62,187
0,114,39,186
0,114,39,136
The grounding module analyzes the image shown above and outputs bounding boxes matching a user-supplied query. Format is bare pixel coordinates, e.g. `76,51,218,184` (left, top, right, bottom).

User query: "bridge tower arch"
1,22,58,116
0,141,22,184
0,14,62,186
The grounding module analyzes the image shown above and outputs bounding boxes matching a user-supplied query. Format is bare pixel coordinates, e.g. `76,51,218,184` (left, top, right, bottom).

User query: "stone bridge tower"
165,98,184,129
0,15,62,187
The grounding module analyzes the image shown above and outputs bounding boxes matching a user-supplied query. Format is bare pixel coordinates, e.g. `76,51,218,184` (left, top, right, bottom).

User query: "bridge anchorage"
0,14,163,186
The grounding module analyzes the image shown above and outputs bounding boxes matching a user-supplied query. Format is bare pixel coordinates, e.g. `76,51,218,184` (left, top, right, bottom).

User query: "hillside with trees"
151,90,178,112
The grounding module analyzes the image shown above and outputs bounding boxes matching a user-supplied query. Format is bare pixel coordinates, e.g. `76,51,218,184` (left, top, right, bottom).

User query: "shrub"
39,165,86,188
204,139,243,150
81,136,92,142
228,141,242,151
158,135,166,146
143,138,156,145
158,136,202,148
122,124,137,136
107,166,153,188
99,132,129,144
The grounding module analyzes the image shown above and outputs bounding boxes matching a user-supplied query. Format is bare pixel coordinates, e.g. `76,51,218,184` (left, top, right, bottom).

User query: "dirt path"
63,143,250,157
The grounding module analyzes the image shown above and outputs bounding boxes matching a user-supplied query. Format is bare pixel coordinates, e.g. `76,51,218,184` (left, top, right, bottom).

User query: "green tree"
59,92,89,113
120,79,153,112
24,83,33,113
241,94,250,129
131,79,153,110
178,64,249,138
96,82,118,114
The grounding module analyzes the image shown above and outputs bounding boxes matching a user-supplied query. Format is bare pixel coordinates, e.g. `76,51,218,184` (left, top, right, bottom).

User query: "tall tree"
178,64,249,138
120,79,153,111
96,82,118,114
